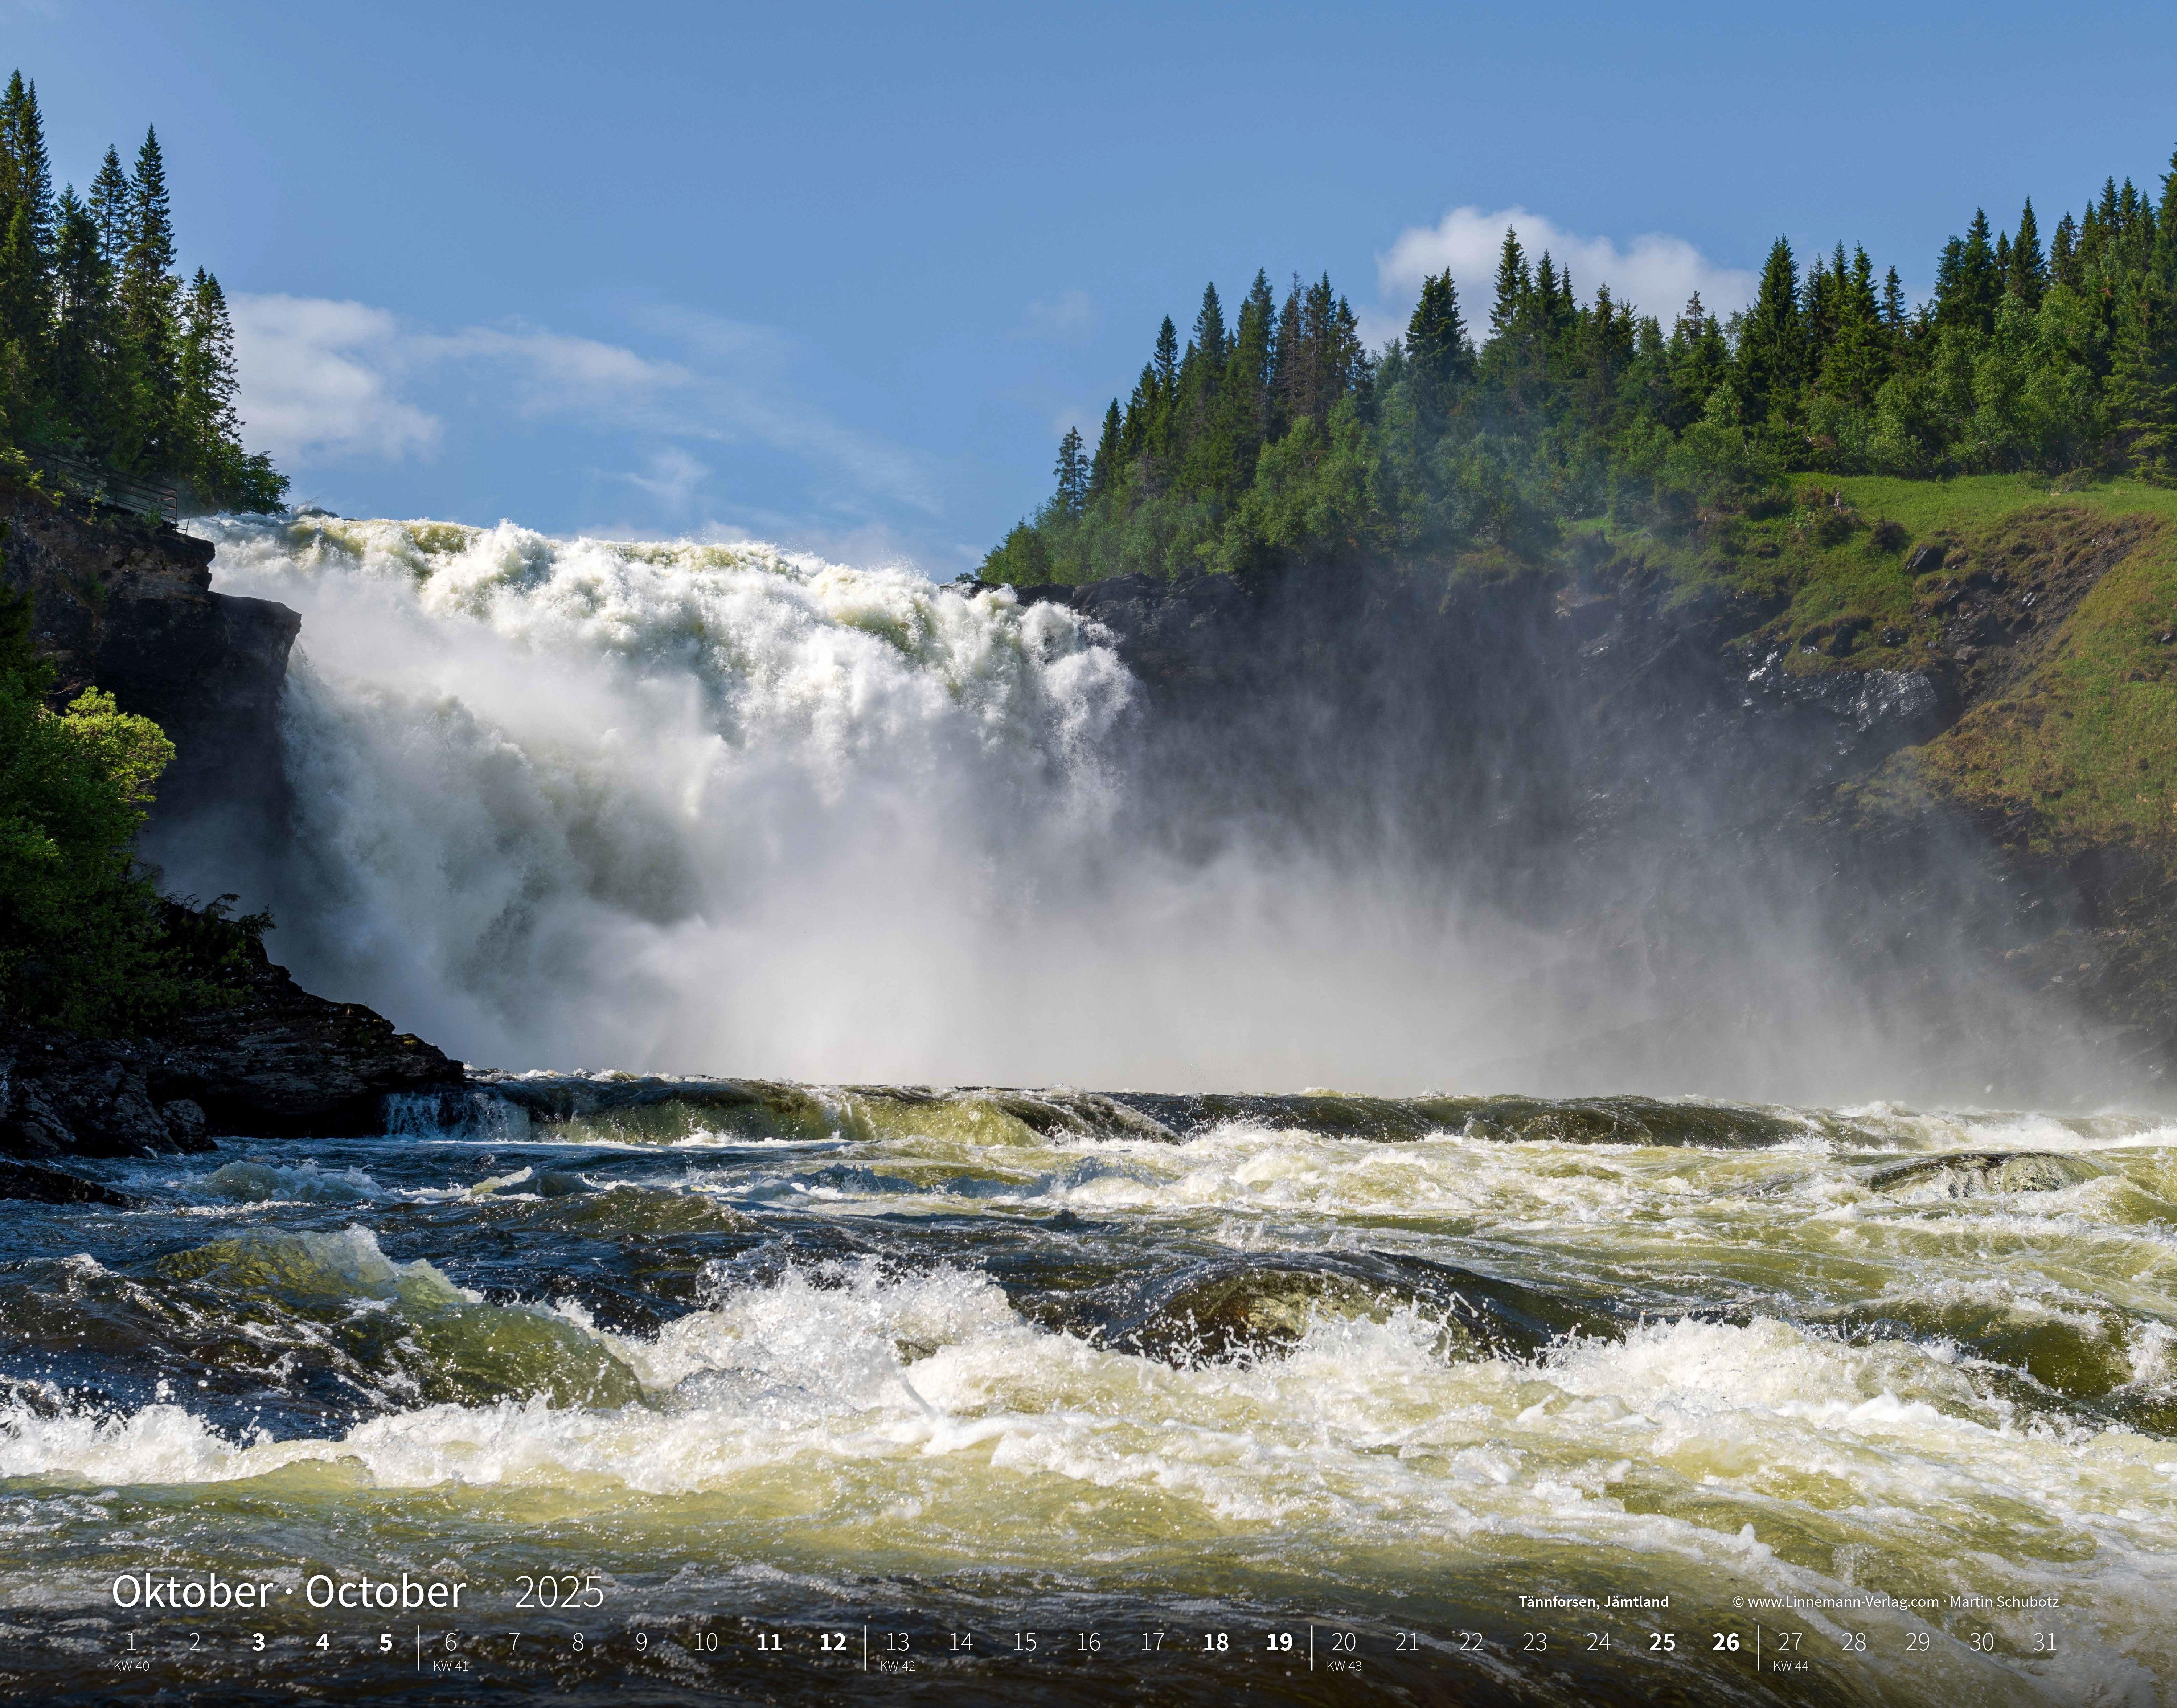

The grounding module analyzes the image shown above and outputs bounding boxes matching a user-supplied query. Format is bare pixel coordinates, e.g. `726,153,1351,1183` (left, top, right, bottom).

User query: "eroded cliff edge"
988,496,2177,1098
0,483,463,1189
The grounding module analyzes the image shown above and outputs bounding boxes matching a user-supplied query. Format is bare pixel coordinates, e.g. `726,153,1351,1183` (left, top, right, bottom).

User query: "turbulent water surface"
3,1087,2174,1703
26,519,2173,1702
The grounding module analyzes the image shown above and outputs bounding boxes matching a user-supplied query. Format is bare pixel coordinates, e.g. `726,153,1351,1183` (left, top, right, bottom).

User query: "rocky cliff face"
0,485,466,1189
0,946,463,1164
995,532,2176,1099
1,480,298,836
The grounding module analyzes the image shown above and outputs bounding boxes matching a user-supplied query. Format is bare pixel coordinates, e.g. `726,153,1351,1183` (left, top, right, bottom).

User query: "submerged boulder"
1864,1150,2105,1197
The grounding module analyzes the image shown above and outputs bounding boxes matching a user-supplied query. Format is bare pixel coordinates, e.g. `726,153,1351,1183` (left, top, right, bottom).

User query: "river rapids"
5,520,2172,1704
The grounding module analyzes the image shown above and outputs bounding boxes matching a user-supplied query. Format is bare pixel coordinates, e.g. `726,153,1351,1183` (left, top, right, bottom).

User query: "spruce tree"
1087,400,1120,498
179,267,245,499
1738,236,1804,421
1192,283,1228,370
2009,197,2046,307
1270,276,1303,428
1229,269,1276,445
0,201,50,440
50,185,118,454
1405,269,1472,417
1053,423,1087,515
2051,214,2079,290
1533,253,1561,333
1,72,54,253
1488,229,1529,340
1943,209,2001,332
1153,316,1179,401
118,125,181,471
0,72,54,436
87,146,131,266
2108,274,2177,478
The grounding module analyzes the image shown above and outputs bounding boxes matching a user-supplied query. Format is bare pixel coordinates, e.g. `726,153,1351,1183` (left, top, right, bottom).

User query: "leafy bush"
0,586,255,1032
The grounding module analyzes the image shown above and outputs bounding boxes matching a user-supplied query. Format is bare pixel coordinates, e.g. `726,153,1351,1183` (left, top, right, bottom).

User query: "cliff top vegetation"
984,150,2177,590
0,69,283,515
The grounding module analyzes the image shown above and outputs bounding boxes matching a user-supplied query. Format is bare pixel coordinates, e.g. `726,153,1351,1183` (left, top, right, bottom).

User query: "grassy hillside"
1566,475,2177,862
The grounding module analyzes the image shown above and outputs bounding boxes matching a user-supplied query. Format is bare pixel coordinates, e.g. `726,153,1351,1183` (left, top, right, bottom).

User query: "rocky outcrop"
0,479,299,832
0,1158,139,1207
1,482,466,1175
0,950,465,1163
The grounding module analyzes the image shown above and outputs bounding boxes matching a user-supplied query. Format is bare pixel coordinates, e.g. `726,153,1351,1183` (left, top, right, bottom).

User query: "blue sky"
11,0,2177,572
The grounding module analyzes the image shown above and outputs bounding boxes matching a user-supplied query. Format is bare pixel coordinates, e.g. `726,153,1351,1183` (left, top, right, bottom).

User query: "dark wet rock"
0,1025,205,1158
0,955,463,1160
1,479,298,838
0,1157,140,1206
1105,1252,1623,1364
1864,1150,2105,1197
1112,1090,1803,1148
1,482,461,1156
147,955,463,1138
470,1073,840,1143
1907,543,1947,575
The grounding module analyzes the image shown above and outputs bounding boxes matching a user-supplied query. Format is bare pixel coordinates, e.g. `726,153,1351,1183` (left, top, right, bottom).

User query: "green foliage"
988,144,2177,585
0,582,266,1032
0,73,285,513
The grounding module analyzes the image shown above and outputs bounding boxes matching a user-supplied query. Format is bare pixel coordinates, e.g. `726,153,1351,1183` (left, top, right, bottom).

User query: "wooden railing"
30,449,181,526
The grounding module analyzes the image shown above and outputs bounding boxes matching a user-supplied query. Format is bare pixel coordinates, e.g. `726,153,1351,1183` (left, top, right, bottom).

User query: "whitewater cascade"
172,516,1534,1087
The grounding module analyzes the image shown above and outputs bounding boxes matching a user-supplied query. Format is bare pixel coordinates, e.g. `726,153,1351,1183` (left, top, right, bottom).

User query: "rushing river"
12,519,2172,1702
2,1086,2173,1704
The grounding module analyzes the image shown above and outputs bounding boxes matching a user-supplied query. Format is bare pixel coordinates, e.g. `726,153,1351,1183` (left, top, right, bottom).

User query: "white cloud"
620,446,710,512
1376,207,1759,336
422,324,691,414
630,303,940,513
1017,289,1099,343
230,295,443,463
229,294,937,516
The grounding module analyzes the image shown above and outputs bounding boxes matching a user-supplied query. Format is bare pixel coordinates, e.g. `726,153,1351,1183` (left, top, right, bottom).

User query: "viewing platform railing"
29,449,181,527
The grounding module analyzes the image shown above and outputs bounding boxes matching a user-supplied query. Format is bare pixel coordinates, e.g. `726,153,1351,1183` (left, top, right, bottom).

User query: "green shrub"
0,586,246,1032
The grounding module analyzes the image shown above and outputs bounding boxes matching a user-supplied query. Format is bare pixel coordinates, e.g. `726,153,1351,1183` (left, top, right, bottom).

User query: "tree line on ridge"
986,152,2177,583
0,70,284,513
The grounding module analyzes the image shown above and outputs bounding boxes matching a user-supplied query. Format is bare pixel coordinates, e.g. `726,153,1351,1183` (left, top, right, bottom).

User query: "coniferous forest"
0,71,283,513
985,152,2177,583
